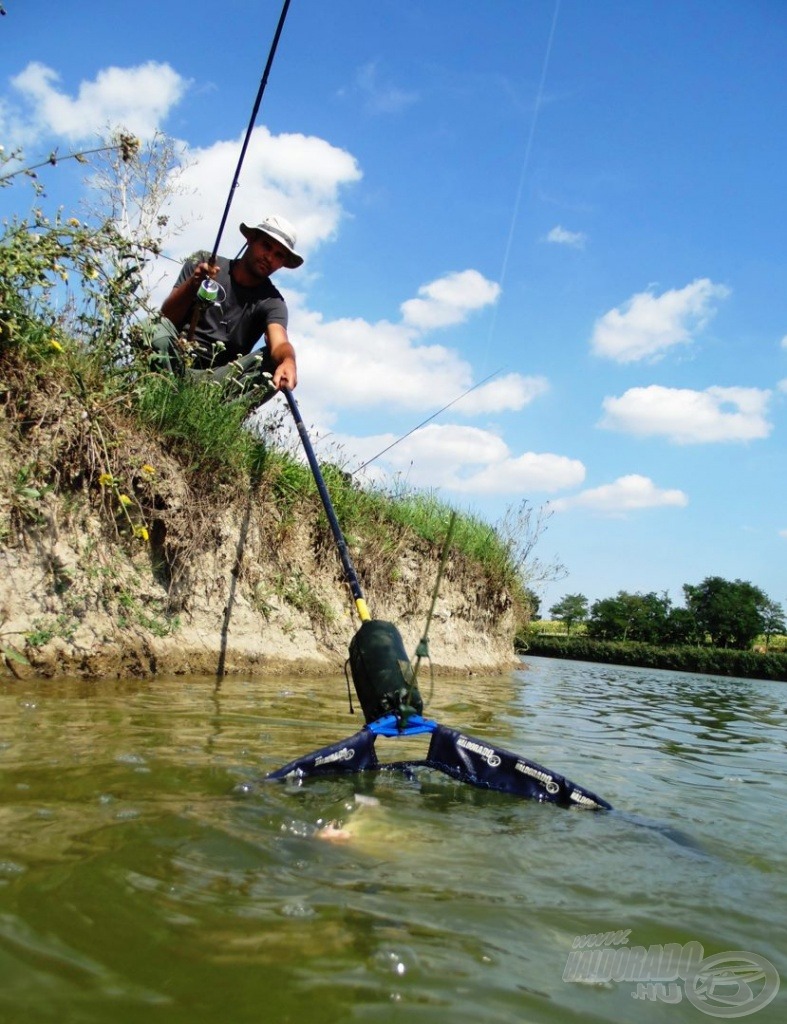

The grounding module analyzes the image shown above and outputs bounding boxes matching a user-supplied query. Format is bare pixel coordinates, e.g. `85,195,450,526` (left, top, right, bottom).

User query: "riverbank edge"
519,636,787,682
1,493,518,682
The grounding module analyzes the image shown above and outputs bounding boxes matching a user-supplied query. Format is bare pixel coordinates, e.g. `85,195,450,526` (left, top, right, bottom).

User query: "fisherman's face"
245,232,290,277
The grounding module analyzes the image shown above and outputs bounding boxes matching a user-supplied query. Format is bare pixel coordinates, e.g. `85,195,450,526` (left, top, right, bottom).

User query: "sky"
2,0,785,615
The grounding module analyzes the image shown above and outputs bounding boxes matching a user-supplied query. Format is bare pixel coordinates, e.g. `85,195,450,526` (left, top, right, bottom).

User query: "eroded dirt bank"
1,491,517,681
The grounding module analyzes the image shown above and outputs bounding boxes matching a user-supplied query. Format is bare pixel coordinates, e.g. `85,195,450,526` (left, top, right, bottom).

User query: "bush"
518,635,787,682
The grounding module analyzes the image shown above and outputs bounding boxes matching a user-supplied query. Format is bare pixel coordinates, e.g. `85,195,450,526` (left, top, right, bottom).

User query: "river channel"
1,656,784,1023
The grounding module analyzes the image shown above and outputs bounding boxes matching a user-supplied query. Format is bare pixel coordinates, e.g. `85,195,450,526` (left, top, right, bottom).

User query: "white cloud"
140,121,535,429
600,385,773,443
778,379,787,394
780,529,787,539
349,61,419,114
286,287,545,419
781,335,787,349
552,474,688,514
333,423,585,496
546,225,587,249
401,270,500,330
591,278,730,363
449,449,586,495
6,60,187,143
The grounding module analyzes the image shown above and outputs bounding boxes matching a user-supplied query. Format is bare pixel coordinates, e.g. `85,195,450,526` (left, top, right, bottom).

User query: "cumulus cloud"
546,225,587,249
552,474,688,514
591,278,730,363
600,385,773,443
401,270,501,330
778,379,787,394
155,125,362,269
284,285,544,419
138,121,531,428
6,60,187,144
334,423,585,496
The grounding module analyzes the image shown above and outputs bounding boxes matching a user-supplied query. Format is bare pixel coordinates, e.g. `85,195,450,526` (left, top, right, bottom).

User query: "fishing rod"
411,510,457,684
188,0,293,338
209,0,292,264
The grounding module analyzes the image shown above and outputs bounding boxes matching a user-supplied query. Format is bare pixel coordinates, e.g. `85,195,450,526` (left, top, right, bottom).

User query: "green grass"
132,372,269,483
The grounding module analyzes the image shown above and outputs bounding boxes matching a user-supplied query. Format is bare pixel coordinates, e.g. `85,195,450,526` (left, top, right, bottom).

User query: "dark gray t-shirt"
176,254,288,369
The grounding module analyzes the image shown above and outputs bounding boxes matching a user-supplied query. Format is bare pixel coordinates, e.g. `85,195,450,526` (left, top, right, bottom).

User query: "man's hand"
273,355,297,390
267,323,298,390
161,261,219,329
190,261,219,290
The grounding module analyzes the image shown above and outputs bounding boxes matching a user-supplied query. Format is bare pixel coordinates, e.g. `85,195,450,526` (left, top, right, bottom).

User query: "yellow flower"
49,339,64,352
118,494,132,507
98,472,114,487
84,266,98,280
134,526,150,542
141,464,156,476
67,218,80,228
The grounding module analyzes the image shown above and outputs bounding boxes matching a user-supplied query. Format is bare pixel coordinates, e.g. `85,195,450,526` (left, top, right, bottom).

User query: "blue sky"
2,0,785,615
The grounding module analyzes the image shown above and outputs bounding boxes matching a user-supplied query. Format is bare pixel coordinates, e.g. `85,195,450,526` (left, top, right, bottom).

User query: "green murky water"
1,657,785,1023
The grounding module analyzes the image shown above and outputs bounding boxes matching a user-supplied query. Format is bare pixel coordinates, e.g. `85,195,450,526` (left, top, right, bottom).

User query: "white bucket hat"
240,214,304,269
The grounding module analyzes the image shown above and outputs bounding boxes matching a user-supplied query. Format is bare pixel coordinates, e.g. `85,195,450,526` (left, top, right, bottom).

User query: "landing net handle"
281,387,370,623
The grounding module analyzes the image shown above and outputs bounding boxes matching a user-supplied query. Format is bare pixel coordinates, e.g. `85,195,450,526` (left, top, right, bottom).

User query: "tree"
549,593,588,635
683,576,769,650
760,598,786,650
586,590,672,643
662,606,701,646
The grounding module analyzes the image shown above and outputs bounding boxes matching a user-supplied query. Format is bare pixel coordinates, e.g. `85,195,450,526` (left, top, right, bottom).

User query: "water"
0,657,785,1024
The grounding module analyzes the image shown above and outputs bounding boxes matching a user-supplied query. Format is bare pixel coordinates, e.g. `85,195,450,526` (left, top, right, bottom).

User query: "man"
150,214,302,400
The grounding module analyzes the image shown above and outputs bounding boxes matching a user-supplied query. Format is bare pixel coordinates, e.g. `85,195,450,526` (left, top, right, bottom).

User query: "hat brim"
240,223,303,269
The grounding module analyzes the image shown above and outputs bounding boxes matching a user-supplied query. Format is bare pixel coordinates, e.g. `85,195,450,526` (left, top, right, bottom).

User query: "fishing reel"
197,278,220,304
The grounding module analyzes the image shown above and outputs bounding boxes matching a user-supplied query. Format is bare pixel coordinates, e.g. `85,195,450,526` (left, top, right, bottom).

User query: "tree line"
540,577,785,651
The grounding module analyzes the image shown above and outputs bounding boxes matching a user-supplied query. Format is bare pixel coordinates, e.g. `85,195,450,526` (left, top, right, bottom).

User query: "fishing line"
350,367,503,476
480,0,561,370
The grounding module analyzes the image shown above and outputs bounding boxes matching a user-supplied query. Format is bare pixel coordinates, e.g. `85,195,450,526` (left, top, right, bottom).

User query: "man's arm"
160,261,217,330
266,322,297,390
